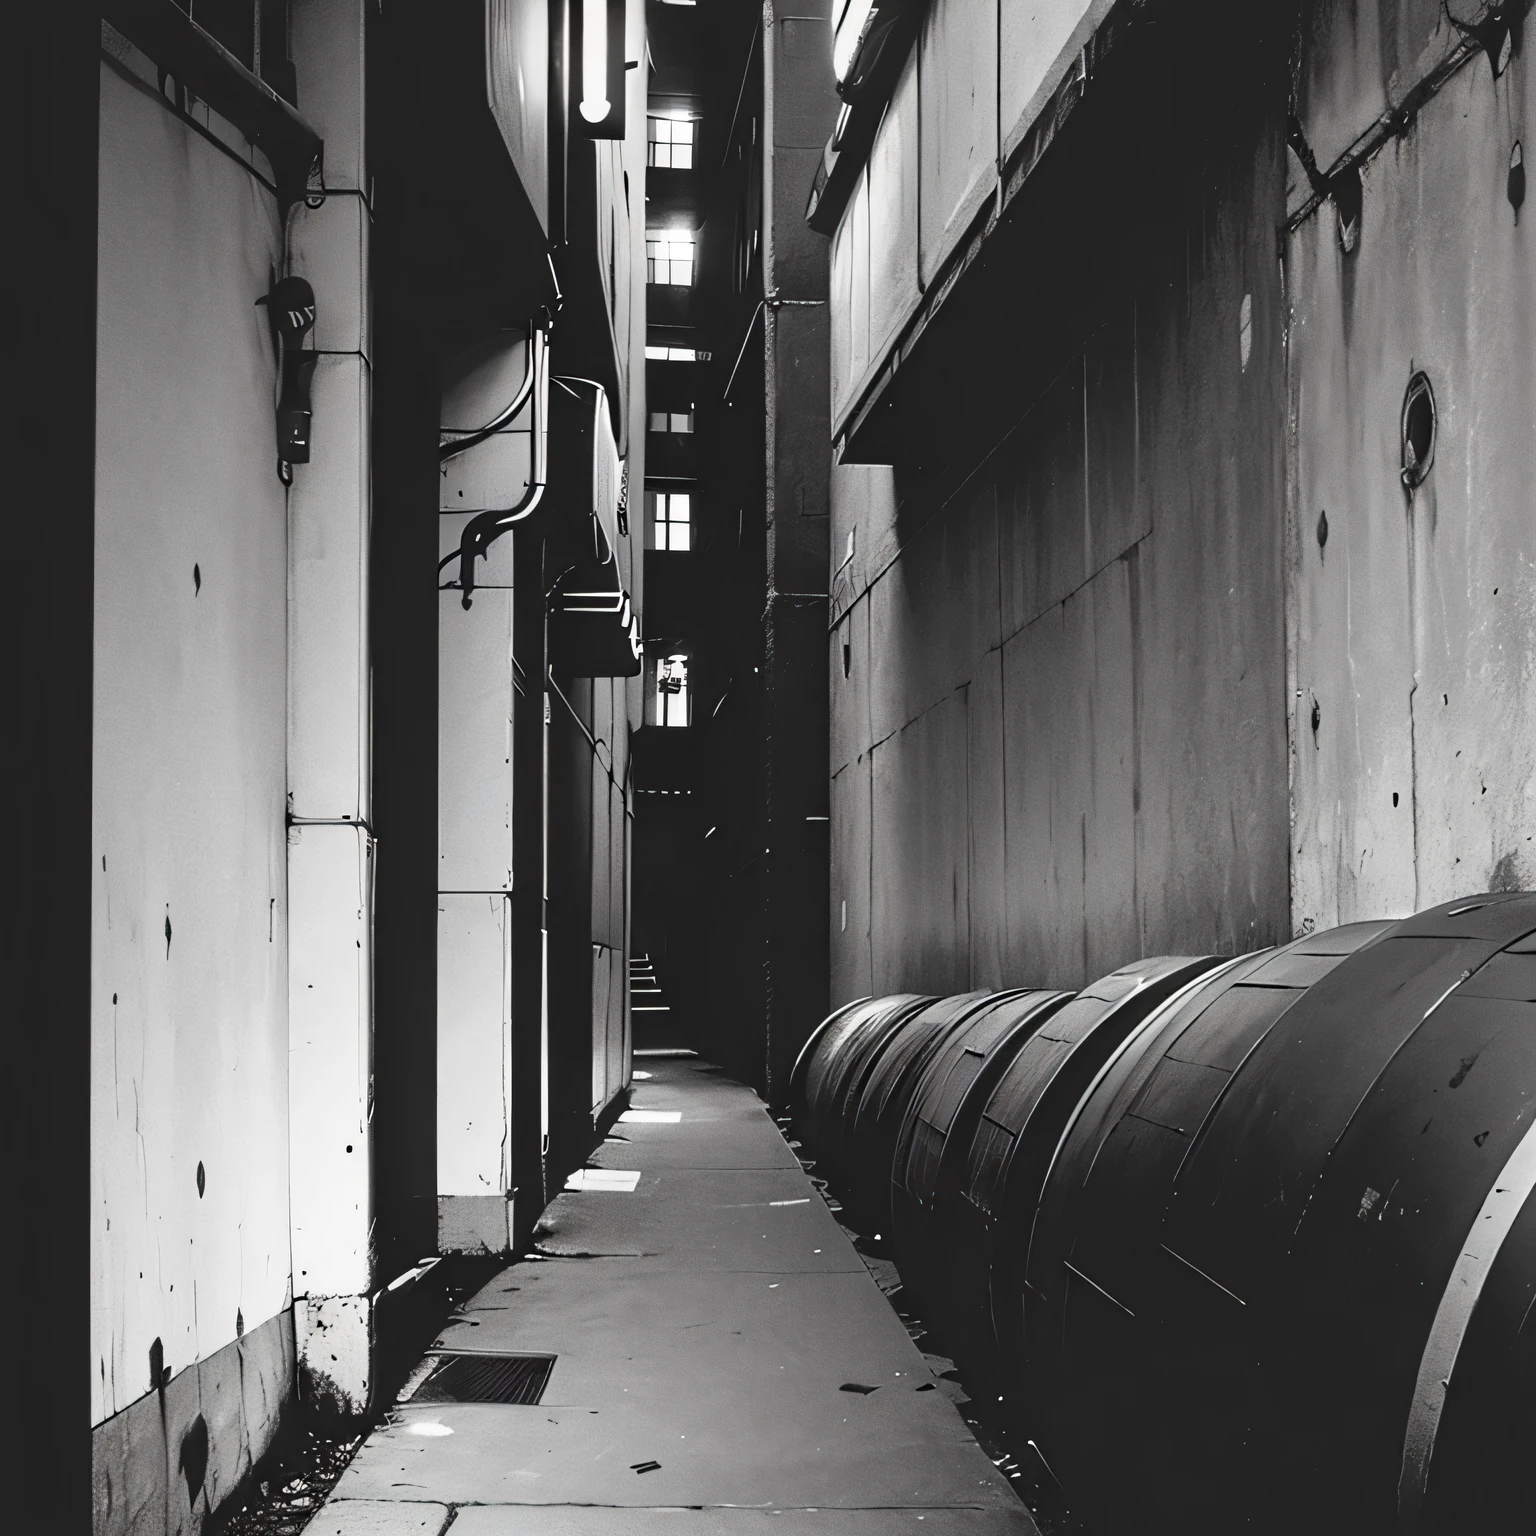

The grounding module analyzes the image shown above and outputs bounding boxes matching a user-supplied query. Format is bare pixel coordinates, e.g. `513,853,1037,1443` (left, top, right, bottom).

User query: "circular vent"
1401,371,1436,491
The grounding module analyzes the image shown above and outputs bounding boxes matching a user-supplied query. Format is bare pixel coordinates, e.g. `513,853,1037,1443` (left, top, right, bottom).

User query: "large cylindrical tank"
951,954,1227,1394
888,988,1071,1327
791,893,1536,1534
795,992,933,1190
839,991,1002,1231
1020,897,1535,1534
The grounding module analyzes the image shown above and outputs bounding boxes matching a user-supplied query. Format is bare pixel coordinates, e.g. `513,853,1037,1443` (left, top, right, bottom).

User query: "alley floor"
310,1056,1038,1534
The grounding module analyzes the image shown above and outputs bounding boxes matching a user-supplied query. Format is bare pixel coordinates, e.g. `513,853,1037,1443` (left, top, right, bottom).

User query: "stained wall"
90,41,292,1509
1288,16,1535,925
826,3,1535,1012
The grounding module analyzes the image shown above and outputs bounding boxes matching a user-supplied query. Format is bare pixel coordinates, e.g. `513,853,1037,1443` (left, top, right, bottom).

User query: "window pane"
671,523,691,551
676,121,695,146
673,144,692,169
672,493,690,521
649,412,666,432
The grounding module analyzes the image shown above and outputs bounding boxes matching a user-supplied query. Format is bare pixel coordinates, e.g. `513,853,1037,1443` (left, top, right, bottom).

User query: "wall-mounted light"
575,0,628,139
255,274,317,485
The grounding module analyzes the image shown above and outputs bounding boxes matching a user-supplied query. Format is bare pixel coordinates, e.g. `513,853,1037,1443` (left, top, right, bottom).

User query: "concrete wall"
1287,13,1535,925
286,0,377,1419
831,0,1110,434
829,130,1293,997
91,42,291,1528
826,5,1535,1010
760,1,839,1096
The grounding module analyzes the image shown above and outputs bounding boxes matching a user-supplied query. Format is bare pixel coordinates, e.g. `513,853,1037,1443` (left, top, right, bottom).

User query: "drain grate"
411,1352,556,1405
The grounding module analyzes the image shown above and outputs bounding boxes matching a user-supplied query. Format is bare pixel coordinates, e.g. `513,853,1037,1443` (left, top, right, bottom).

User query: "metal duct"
789,894,1536,1533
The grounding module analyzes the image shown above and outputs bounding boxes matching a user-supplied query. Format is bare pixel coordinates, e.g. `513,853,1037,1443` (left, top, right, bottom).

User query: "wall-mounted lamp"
575,0,628,139
256,274,317,485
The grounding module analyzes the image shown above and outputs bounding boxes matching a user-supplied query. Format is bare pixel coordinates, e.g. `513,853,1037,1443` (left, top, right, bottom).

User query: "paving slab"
445,1509,1037,1533
322,1058,1036,1530
304,1501,451,1534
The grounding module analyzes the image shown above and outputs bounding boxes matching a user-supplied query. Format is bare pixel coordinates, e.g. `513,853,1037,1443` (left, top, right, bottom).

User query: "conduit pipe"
441,325,550,608
790,893,1536,1533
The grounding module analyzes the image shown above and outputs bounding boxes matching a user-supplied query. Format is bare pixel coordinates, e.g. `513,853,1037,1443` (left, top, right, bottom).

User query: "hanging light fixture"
580,0,609,123
576,0,627,138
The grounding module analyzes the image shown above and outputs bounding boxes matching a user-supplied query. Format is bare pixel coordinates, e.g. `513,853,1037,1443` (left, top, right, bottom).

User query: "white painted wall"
91,60,289,1426
285,0,377,1413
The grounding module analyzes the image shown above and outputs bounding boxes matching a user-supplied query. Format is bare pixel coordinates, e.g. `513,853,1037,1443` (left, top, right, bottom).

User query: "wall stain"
179,1412,208,1510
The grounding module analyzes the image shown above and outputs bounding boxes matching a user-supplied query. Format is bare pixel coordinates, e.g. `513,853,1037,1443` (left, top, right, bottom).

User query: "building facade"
818,0,1534,1006
629,0,838,1098
20,3,648,1530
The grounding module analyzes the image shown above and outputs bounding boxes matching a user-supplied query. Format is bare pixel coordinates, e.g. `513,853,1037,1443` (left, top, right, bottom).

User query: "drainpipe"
446,325,551,608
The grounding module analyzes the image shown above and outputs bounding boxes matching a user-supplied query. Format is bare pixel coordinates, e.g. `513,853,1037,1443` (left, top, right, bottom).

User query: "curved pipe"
443,327,549,610
438,334,538,464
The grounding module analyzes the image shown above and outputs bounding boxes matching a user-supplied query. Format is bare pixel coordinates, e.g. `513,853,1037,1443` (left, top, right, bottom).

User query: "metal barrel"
1021,898,1535,1534
949,955,1226,1397
796,992,934,1189
793,896,1535,1532
789,994,887,1152
838,991,1000,1232
887,989,1072,1334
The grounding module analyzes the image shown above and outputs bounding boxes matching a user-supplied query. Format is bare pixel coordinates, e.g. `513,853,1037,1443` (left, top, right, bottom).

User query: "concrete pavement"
310,1058,1038,1534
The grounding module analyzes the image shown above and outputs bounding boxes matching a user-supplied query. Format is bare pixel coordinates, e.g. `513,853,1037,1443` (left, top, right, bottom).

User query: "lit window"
656,654,690,727
648,410,695,434
644,344,711,361
647,116,695,170
646,232,695,286
646,490,692,551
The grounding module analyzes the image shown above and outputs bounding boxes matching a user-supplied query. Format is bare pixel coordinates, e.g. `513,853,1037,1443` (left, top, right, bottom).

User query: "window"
656,654,690,727
646,232,695,286
648,410,694,434
647,115,695,169
647,490,691,551
645,344,711,361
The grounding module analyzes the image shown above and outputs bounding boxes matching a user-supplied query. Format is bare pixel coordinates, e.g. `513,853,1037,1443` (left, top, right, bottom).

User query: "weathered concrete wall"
827,5,1535,1011
1288,18,1535,925
91,35,290,1492
760,2,839,1096
830,23,1295,1002
831,0,1108,434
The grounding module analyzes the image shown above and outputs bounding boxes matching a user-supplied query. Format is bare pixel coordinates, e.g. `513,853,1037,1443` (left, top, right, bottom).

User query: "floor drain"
411,1352,556,1405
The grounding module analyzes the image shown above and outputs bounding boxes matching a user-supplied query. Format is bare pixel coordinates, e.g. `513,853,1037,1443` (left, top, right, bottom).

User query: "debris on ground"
207,1429,361,1536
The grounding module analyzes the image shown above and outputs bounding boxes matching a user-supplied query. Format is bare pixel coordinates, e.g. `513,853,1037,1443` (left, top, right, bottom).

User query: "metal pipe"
438,333,538,463
447,327,550,609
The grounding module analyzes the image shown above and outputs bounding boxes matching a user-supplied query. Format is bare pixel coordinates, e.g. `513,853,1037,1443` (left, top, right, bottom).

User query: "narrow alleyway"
312,1057,1036,1533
